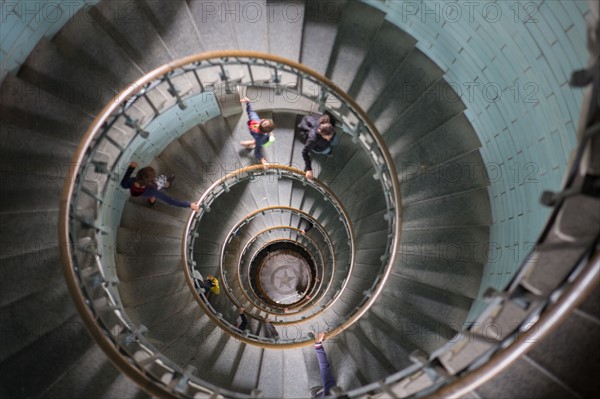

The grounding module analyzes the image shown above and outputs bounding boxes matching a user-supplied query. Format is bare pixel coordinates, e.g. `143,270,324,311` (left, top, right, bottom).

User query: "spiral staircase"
1,1,599,398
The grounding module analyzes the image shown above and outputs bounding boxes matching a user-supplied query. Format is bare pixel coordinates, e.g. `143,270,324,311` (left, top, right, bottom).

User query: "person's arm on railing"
302,138,318,180
245,100,260,122
120,162,138,189
146,188,199,211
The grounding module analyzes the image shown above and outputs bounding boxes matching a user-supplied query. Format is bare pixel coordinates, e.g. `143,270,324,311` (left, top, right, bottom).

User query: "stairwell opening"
250,241,316,308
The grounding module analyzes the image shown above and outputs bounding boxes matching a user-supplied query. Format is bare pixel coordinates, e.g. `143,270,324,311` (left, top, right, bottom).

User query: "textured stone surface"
0,0,594,398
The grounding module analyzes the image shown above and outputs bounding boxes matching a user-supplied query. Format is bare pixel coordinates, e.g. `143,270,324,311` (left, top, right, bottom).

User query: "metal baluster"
165,75,187,110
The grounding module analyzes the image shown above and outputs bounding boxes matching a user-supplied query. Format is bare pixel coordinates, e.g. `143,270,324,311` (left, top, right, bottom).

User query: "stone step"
392,113,482,178
282,348,311,397
123,289,195,330
91,1,173,72
184,319,248,388
402,187,492,228
299,0,348,76
392,252,483,300
118,267,189,308
0,246,63,308
267,0,306,63
116,253,183,282
325,336,369,392
161,312,219,368
119,201,188,233
52,6,145,90
384,274,473,332
367,49,444,135
150,300,204,347
349,20,417,111
116,226,183,256
0,282,77,364
256,348,284,398
400,149,491,205
18,37,110,116
525,301,600,398
43,342,148,399
370,294,456,355
338,324,398,384
0,209,60,251
381,78,468,148
0,171,66,213
272,111,299,167
357,312,415,371
476,355,583,399
0,73,93,144
400,225,490,264
230,343,264,393
326,1,386,91
0,314,127,399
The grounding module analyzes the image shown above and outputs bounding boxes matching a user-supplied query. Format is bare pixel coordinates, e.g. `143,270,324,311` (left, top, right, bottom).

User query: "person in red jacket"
120,162,199,211
239,97,275,168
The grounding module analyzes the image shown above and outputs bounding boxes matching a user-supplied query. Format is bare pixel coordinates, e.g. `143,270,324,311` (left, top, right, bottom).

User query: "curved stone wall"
0,0,100,81
3,0,592,322
363,0,592,318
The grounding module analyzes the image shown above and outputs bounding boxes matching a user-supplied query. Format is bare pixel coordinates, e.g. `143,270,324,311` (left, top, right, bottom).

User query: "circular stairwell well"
1,1,598,399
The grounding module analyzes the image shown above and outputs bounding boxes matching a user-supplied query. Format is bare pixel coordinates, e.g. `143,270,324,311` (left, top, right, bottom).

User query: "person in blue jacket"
310,332,338,397
120,162,199,211
239,97,275,168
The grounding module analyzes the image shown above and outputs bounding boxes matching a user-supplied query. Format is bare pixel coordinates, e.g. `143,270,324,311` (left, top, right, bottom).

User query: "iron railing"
221,219,331,318
183,165,358,343
61,51,401,397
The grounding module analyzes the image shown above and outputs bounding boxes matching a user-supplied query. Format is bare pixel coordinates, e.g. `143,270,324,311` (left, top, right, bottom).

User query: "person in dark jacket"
199,275,220,295
302,121,336,181
120,162,199,211
237,307,248,331
239,97,275,168
297,113,321,142
299,217,314,235
264,319,280,341
297,111,337,142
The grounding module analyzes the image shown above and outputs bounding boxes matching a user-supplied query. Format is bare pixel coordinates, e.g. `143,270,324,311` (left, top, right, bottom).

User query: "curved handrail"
220,208,333,301
242,238,319,314
433,253,599,398
55,40,598,399
220,230,324,318
181,248,327,349
225,226,327,317
241,237,327,316
183,166,352,290
183,166,359,338
60,51,402,395
188,164,353,243
341,36,600,398
220,208,334,315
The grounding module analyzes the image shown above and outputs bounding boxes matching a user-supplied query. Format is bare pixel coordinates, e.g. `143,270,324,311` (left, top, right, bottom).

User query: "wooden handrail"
220,225,329,320
60,50,402,387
